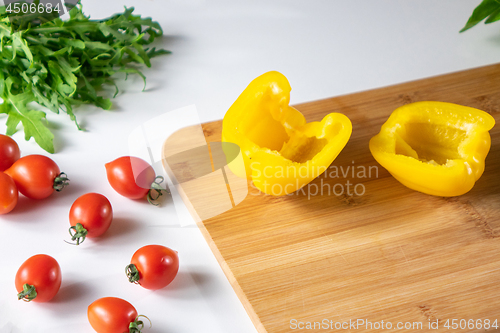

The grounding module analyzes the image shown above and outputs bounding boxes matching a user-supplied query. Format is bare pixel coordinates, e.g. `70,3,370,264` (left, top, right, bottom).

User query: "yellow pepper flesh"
222,71,352,196
369,101,495,196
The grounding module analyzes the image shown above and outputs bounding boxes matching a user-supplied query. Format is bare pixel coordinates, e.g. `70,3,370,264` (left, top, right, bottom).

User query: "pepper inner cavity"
280,134,328,163
240,97,290,151
240,100,328,163
396,123,467,165
395,122,467,165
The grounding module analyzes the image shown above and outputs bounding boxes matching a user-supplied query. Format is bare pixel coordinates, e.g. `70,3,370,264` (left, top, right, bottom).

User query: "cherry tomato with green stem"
126,245,179,290
88,297,150,333
105,156,166,205
0,172,18,215
15,254,61,302
0,134,20,172
68,193,113,245
5,155,69,199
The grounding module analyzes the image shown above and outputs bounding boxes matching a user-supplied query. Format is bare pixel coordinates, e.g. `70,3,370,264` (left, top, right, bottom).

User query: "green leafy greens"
460,0,500,32
0,3,169,153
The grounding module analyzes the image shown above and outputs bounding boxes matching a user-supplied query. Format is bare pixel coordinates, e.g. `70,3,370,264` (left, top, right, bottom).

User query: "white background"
0,0,499,332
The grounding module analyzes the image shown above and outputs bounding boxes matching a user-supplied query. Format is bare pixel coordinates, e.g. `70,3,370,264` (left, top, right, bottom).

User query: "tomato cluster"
1,135,179,332
0,134,70,215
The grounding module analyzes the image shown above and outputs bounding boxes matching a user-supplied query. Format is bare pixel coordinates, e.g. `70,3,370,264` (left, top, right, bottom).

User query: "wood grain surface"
163,64,500,333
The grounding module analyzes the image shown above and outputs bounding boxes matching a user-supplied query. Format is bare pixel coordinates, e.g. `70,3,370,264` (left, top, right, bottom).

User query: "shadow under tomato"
2,181,85,218
90,217,141,243
49,279,91,304
153,268,213,299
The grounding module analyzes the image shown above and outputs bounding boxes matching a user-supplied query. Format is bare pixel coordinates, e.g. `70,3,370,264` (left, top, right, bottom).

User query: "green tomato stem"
17,283,37,302
147,175,170,206
53,172,70,192
67,223,88,245
129,315,152,333
125,264,140,284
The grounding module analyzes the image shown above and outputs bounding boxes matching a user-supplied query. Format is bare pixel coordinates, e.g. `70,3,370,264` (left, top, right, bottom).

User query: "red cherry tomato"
68,193,113,245
15,254,62,302
0,172,18,215
0,134,20,171
126,245,179,290
105,156,156,200
88,297,148,333
5,155,69,199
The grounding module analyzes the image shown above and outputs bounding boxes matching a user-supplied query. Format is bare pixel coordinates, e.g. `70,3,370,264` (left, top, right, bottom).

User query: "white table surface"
0,0,498,332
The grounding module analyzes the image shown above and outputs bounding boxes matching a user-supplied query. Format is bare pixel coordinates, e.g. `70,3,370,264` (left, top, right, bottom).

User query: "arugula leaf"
460,0,500,32
4,77,54,152
0,2,168,153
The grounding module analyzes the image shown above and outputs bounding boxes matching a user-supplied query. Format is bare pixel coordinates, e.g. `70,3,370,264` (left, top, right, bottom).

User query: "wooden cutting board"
163,64,500,333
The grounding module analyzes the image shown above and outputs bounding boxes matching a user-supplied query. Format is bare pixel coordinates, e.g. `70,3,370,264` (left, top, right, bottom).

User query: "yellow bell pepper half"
369,101,495,197
222,71,352,196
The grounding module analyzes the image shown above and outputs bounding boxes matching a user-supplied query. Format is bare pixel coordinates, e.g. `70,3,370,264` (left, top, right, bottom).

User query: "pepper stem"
129,315,152,333
125,264,140,284
67,223,88,245
53,172,70,192
147,176,170,206
17,283,37,302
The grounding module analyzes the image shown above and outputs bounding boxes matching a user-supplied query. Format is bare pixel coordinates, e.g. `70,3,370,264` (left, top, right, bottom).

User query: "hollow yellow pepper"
369,101,495,196
222,71,352,196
